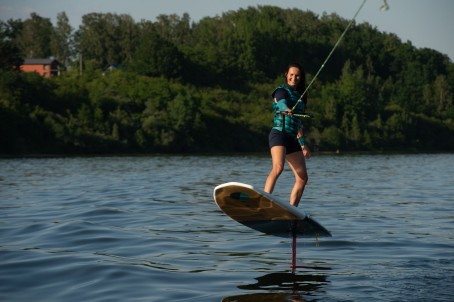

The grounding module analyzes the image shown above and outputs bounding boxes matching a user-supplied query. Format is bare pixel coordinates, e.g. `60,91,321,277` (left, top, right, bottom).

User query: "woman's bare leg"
286,151,308,207
264,146,286,194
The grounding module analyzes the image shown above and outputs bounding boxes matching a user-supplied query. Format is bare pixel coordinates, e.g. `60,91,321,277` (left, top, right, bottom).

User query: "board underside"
214,183,331,238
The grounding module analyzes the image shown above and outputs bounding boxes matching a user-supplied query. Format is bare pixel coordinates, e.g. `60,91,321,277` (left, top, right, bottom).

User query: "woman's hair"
284,62,307,104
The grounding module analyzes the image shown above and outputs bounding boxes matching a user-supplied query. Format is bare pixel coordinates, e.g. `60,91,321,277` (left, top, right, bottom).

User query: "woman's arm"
297,128,311,158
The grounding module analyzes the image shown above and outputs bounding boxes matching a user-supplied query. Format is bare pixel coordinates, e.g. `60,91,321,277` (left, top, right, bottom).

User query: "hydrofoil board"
213,182,331,238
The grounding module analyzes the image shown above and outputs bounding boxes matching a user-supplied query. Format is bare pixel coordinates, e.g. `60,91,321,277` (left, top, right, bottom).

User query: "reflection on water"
223,270,329,301
223,271,329,302
239,271,329,292
223,292,309,302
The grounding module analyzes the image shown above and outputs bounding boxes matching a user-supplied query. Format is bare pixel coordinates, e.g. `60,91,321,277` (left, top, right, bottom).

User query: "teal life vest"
271,84,306,136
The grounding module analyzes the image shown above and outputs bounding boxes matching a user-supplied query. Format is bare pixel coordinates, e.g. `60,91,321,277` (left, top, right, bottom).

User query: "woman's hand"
302,145,311,158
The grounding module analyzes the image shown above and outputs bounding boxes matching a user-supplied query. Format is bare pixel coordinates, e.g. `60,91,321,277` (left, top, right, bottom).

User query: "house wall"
20,62,60,77
20,64,51,77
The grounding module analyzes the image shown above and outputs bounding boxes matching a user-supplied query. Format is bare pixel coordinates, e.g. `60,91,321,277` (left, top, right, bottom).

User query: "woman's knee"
303,173,309,184
272,164,285,176
296,171,308,185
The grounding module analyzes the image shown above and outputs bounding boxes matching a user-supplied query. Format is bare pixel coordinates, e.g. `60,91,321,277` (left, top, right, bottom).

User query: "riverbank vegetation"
1,6,453,154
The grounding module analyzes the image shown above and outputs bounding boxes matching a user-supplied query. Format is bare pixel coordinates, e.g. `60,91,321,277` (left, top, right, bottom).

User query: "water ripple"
1,154,453,301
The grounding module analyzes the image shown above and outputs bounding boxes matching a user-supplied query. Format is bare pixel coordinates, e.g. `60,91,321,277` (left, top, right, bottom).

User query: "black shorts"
268,129,301,155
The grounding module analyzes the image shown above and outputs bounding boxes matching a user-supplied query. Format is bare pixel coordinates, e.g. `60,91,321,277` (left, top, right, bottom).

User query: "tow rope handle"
277,111,314,119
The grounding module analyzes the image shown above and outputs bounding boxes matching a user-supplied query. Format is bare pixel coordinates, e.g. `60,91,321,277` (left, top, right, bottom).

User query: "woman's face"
286,67,302,89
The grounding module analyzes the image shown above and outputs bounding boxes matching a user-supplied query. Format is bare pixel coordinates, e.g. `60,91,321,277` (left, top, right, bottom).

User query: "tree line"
1,6,453,154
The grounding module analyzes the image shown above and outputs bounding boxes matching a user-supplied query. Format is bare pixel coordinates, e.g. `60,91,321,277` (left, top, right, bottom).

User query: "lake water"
1,153,453,301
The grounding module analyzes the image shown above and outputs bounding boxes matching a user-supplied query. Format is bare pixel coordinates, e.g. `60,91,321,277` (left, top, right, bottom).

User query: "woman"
264,63,311,207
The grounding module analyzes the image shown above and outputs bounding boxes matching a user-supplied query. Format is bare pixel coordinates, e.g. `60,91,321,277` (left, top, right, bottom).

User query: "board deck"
213,182,331,238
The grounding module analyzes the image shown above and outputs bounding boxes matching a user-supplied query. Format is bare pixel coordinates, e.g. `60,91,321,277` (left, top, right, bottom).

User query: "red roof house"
20,58,62,77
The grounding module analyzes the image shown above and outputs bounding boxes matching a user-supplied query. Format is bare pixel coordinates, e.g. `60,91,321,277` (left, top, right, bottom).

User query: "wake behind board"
213,182,331,238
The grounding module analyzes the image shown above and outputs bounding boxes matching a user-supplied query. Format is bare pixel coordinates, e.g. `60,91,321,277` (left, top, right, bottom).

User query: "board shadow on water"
222,270,330,302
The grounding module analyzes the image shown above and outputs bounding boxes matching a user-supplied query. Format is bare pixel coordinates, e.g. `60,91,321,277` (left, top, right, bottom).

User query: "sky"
0,0,453,61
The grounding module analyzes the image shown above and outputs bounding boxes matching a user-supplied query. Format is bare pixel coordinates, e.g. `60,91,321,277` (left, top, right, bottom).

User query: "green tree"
432,75,453,118
154,13,192,45
130,31,183,78
0,20,23,70
16,13,53,58
1,6,454,154
321,126,344,150
50,12,73,65
117,14,138,64
76,13,138,68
